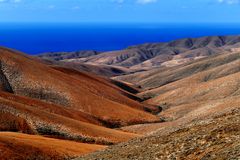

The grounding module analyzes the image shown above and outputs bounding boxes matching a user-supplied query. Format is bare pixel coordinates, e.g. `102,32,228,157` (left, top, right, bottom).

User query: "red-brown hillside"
0,47,160,159
0,47,159,127
0,132,106,160
0,91,139,145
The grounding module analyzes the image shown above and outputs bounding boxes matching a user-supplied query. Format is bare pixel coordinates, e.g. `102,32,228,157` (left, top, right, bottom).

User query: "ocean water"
0,23,240,55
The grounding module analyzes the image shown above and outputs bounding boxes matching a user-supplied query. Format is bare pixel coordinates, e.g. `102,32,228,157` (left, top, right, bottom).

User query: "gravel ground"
76,108,240,160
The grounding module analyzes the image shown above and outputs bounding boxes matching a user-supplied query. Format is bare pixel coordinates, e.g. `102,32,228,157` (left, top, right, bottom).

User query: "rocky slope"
73,42,240,159
78,50,240,160
78,106,240,160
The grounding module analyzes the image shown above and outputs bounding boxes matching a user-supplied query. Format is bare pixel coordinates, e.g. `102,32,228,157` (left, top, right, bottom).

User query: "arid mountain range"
1,35,240,160
39,35,240,75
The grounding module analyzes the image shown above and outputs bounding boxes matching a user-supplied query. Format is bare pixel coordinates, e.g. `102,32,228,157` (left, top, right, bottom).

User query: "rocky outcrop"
0,62,13,93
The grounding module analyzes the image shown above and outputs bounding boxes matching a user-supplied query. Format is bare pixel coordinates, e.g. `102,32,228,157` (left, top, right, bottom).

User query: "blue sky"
0,0,240,23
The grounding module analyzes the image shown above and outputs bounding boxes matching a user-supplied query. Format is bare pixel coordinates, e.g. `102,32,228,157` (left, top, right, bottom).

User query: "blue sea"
1,23,240,55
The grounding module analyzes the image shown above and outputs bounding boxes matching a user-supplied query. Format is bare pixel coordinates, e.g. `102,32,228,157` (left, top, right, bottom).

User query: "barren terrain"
1,35,240,159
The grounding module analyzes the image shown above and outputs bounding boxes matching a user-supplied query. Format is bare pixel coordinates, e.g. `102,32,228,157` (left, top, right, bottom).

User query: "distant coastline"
1,23,240,54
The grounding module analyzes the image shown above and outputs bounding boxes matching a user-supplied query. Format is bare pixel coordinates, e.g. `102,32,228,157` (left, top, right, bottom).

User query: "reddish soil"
0,132,106,160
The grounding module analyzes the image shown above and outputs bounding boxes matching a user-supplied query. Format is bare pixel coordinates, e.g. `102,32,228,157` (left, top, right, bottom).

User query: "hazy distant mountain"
38,50,100,61
83,35,240,69
38,36,240,74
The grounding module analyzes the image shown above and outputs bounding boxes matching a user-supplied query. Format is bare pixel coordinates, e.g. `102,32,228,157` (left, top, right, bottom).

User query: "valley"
0,35,240,160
